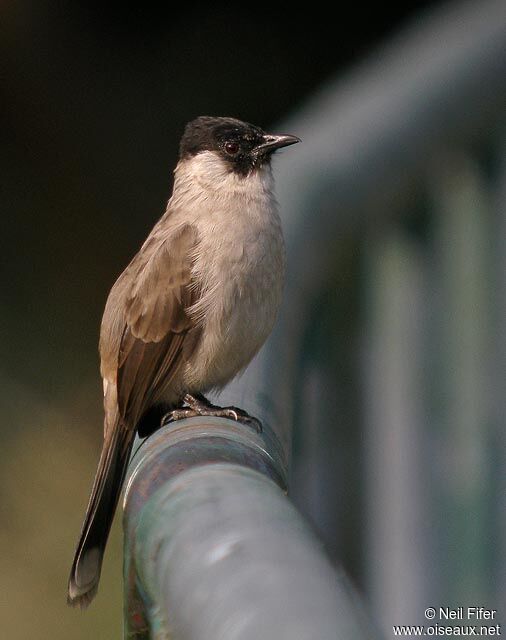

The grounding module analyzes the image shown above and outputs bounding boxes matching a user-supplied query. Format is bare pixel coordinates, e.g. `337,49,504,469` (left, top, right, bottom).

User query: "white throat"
173,151,275,197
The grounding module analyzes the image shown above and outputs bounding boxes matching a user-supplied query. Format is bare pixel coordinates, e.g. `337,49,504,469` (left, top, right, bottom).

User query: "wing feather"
101,220,200,428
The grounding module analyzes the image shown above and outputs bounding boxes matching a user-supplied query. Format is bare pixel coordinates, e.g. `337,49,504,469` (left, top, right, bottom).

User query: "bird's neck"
172,152,275,201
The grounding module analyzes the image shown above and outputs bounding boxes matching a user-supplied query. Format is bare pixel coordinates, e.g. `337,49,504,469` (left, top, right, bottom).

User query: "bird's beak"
255,133,301,154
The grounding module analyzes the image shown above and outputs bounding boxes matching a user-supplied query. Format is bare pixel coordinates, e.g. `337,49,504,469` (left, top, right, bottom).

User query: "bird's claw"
161,395,262,433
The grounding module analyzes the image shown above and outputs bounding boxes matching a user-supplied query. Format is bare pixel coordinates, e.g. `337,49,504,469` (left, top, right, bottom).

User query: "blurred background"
1,0,504,638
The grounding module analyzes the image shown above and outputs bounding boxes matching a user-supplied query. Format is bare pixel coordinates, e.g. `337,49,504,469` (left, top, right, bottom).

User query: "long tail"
67,424,133,608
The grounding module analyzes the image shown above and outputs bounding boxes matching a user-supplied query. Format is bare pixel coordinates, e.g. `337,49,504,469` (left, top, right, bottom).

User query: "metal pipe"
123,419,378,639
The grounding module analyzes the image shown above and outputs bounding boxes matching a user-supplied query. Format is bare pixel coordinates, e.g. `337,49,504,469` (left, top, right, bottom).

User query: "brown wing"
101,221,199,429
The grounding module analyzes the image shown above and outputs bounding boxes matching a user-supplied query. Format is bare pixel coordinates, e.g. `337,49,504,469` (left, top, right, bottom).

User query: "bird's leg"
162,407,200,422
184,393,263,433
162,393,262,433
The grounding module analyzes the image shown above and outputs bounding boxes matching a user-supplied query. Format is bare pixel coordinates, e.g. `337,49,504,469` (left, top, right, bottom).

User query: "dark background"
0,2,441,637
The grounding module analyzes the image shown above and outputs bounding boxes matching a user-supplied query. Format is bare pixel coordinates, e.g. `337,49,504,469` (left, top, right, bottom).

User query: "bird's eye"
224,141,240,155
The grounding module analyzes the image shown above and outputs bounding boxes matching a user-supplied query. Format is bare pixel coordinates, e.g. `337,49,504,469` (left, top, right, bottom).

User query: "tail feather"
67,424,133,608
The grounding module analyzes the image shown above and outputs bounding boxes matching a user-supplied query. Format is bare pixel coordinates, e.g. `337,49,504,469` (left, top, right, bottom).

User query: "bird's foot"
162,393,262,433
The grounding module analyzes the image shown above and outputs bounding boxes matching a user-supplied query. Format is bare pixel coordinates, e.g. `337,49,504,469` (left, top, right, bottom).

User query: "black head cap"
179,116,299,176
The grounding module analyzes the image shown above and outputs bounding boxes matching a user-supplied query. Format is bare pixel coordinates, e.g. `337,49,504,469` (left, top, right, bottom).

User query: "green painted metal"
123,420,378,639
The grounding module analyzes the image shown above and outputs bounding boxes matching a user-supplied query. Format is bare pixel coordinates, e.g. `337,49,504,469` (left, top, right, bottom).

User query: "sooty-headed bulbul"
67,116,299,607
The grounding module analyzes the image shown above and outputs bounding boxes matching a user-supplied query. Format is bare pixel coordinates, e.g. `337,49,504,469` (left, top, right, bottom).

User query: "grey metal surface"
363,232,431,630
123,422,378,639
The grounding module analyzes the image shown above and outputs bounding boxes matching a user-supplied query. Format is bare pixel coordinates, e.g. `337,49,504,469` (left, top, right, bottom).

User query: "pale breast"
183,188,285,391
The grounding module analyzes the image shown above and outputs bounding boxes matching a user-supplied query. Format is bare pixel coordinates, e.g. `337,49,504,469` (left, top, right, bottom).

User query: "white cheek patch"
176,152,274,196
192,151,232,186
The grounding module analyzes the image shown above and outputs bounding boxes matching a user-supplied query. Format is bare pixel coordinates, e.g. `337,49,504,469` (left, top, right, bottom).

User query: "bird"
67,115,299,607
